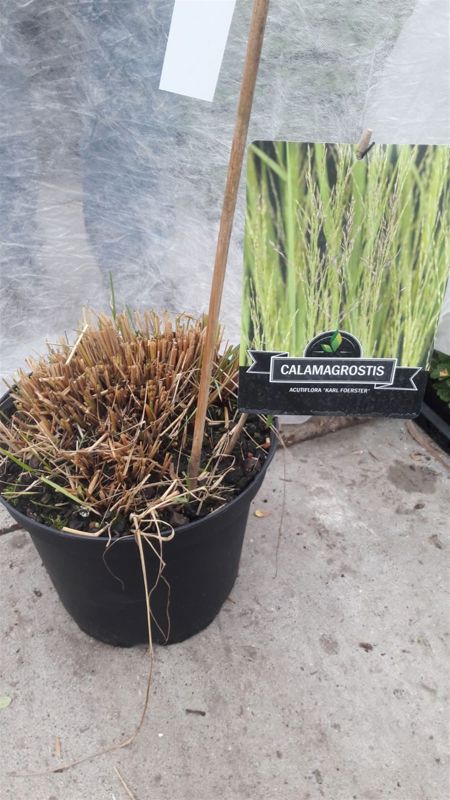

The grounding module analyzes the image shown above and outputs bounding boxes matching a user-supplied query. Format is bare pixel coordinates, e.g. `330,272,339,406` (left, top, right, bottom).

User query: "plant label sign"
238,141,450,417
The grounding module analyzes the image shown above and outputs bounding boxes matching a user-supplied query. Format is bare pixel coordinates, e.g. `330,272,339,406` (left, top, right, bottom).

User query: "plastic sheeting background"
1,0,449,382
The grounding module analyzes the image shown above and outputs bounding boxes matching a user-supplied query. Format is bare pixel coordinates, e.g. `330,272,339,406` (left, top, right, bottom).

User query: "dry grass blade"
0,310,271,537
114,766,138,800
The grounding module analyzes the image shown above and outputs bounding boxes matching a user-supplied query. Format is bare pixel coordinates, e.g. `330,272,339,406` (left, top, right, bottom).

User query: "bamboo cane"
189,0,270,481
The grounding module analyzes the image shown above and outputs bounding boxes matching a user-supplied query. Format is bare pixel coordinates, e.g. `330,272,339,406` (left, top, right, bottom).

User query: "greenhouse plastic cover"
1,0,449,383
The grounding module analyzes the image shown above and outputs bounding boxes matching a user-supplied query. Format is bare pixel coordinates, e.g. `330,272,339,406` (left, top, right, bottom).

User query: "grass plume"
242,142,450,367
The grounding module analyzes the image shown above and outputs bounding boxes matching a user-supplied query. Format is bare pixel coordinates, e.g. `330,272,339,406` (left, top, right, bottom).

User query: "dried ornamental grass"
0,311,271,538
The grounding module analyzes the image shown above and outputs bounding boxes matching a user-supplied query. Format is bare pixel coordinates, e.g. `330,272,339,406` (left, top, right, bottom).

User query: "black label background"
238,366,427,418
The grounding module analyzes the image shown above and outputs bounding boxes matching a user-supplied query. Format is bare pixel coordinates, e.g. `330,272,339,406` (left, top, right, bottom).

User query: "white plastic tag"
159,0,237,102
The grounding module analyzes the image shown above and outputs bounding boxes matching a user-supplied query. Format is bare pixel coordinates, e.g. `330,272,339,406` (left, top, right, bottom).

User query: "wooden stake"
189,0,270,481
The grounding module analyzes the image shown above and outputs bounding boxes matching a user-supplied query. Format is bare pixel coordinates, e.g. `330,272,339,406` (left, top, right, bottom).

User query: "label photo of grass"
239,141,450,417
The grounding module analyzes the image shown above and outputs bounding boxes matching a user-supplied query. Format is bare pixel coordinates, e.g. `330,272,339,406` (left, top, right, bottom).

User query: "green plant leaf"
0,446,94,512
0,695,12,710
321,344,333,353
430,362,449,379
330,331,343,352
109,272,117,321
250,144,287,181
39,477,91,509
430,351,450,410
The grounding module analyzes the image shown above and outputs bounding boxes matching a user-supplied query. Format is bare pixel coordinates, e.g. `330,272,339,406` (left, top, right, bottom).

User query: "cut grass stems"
241,142,450,367
0,311,272,537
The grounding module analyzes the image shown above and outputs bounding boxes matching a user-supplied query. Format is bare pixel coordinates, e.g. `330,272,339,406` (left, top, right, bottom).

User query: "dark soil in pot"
1,404,273,536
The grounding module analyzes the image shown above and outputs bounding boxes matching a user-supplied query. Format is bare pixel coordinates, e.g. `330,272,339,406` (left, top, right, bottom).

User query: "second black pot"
418,380,450,454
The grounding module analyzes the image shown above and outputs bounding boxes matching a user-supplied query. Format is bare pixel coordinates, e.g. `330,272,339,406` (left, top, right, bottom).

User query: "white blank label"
159,0,237,102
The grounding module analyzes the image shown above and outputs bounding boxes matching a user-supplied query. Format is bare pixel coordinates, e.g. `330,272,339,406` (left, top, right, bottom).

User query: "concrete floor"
0,419,449,800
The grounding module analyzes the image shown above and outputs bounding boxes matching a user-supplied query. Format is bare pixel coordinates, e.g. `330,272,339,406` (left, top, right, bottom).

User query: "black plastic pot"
0,411,276,647
417,380,450,454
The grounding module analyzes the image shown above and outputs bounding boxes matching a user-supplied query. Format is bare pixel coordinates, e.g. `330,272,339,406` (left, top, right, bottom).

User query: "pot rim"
0,389,278,544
